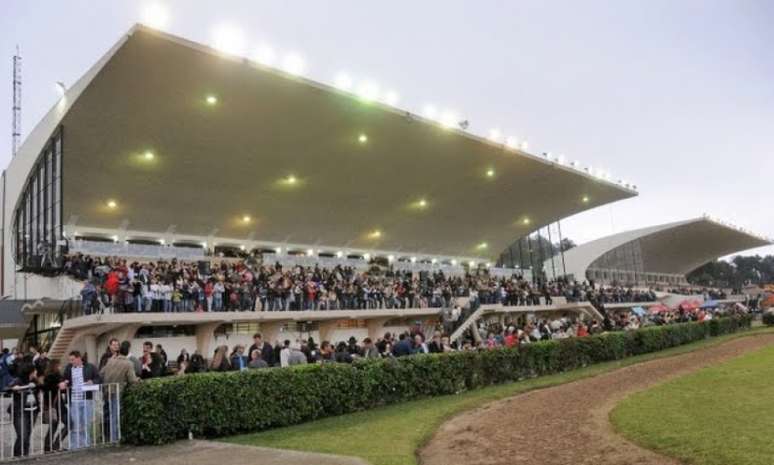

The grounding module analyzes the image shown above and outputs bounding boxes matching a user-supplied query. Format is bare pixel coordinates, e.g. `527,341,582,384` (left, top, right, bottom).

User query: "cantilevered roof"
52,25,636,259
559,217,772,279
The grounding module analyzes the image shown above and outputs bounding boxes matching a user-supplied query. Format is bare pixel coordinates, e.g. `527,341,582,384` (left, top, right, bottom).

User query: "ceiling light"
418,199,427,208
275,247,282,254
451,259,458,266
205,95,218,105
582,195,590,203
211,23,246,56
431,258,437,264
369,230,382,239
363,253,371,261
280,53,305,75
285,175,297,185
142,3,169,29
306,248,315,256
522,217,531,225
112,235,119,242
144,150,155,160
107,200,117,209
486,168,495,178
358,133,368,144
201,241,208,248
486,262,492,268
477,242,488,250
388,255,395,262
469,261,476,267
254,44,276,66
242,215,251,223
334,72,353,91
336,250,343,258
240,245,246,251
410,256,417,263
159,239,165,245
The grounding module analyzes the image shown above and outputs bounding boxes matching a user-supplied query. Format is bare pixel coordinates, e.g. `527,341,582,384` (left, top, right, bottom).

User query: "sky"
1,0,773,257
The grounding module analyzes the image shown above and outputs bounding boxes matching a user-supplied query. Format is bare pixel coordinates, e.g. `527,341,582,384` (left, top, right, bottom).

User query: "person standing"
100,341,139,442
7,360,39,457
59,351,100,449
140,341,163,379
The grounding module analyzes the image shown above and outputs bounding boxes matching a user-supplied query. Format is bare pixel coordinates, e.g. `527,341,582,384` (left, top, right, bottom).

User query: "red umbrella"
649,303,671,314
679,299,701,312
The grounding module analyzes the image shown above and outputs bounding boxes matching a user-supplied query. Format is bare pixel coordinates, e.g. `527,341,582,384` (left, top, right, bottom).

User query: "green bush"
121,316,751,445
763,311,774,326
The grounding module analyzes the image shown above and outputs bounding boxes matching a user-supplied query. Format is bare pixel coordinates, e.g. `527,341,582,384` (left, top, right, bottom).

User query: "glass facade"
12,127,63,269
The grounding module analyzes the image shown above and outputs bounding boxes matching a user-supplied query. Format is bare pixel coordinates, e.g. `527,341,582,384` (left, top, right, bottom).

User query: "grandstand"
555,216,772,287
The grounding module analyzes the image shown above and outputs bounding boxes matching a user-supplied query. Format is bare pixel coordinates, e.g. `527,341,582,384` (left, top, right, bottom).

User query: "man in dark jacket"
140,341,163,379
247,333,274,366
392,333,413,357
59,351,100,449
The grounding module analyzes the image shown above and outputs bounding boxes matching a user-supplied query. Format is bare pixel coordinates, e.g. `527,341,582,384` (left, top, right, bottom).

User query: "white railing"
70,240,205,260
0,383,121,460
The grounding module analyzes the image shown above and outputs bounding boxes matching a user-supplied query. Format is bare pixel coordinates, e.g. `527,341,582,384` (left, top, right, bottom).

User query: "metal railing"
0,383,121,460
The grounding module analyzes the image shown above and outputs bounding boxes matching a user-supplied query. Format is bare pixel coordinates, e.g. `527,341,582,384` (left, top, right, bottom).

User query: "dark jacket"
62,362,100,399
392,339,413,357
247,342,274,365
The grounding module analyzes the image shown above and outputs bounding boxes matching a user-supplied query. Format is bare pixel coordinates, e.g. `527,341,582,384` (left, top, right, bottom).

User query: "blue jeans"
69,399,94,449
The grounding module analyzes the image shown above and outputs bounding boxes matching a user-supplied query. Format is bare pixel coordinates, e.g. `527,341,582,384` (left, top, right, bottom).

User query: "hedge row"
763,311,774,326
121,316,751,445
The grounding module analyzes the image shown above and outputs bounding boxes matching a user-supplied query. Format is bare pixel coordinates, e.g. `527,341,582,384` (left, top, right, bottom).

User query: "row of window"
13,128,63,268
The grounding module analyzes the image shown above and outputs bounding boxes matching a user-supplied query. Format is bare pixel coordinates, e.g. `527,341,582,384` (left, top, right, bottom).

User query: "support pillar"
367,318,390,340
196,322,222,358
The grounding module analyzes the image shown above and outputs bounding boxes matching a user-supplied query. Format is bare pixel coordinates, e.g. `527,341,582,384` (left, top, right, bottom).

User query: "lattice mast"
12,45,22,157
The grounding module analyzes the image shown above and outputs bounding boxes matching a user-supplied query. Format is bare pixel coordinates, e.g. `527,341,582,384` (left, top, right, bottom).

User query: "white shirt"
71,365,85,401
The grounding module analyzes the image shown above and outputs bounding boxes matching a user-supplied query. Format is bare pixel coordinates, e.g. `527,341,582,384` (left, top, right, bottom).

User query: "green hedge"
121,316,751,445
763,311,774,326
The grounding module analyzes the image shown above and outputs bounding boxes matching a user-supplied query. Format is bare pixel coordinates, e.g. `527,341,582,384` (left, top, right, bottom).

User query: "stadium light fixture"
254,44,276,66
142,3,170,29
505,136,519,150
334,72,353,91
106,200,117,209
280,53,305,75
356,81,380,102
358,133,368,144
211,23,247,56
383,90,400,106
422,105,438,119
439,111,458,129
205,95,218,105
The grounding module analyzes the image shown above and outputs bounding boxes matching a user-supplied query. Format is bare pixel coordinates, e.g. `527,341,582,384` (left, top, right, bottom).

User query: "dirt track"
420,333,774,465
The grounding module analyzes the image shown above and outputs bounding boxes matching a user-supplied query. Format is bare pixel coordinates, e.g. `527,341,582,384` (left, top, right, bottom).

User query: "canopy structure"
557,217,772,286
15,24,633,260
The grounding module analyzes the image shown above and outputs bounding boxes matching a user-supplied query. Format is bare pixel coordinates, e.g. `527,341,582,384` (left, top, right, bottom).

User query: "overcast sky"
1,0,772,257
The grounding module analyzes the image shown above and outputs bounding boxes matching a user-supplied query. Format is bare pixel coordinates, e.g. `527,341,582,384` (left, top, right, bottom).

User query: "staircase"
48,326,76,361
449,304,488,344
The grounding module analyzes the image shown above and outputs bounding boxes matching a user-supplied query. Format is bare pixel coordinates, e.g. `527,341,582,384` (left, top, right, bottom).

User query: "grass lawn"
611,341,774,465
222,327,772,465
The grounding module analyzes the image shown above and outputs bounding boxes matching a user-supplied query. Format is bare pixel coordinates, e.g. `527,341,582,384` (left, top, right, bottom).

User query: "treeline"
687,255,774,288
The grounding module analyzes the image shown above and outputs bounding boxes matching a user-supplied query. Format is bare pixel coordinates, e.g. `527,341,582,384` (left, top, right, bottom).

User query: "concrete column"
84,334,97,365
196,322,222,358
367,317,390,340
318,320,339,343
259,321,285,346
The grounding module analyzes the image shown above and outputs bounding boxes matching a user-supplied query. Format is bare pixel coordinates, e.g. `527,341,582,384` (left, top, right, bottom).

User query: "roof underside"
579,218,771,276
60,26,635,259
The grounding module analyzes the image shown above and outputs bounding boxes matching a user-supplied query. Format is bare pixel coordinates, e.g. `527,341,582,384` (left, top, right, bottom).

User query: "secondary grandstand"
555,216,772,287
1,25,640,360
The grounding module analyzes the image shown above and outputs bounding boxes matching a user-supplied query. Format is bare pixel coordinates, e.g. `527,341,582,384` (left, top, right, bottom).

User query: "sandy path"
420,333,774,465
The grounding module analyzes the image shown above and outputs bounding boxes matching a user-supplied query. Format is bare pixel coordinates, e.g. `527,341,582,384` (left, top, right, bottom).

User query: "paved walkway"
18,439,368,465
